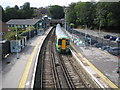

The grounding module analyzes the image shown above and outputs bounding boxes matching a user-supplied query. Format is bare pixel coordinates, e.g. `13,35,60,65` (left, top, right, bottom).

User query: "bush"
5,26,36,40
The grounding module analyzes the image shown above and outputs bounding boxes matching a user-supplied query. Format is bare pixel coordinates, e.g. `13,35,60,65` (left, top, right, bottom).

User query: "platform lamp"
70,23,74,41
83,25,87,48
64,7,67,30
16,26,19,59
117,41,120,88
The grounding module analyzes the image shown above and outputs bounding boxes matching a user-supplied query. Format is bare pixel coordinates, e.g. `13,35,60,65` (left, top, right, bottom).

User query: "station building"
6,19,43,29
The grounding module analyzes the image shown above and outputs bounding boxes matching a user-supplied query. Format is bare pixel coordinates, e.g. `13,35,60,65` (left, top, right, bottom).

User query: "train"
55,24,70,53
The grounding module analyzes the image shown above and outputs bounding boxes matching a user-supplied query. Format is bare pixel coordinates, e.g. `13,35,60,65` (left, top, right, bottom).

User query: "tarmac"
1,27,52,88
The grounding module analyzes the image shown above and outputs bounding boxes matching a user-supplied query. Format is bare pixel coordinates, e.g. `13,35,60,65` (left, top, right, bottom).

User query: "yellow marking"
62,40,66,50
77,52,119,89
70,42,118,88
58,45,61,47
18,38,42,89
66,45,70,48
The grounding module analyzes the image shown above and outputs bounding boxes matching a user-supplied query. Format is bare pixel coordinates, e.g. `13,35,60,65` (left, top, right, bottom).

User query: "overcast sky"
1,0,93,9
1,0,119,9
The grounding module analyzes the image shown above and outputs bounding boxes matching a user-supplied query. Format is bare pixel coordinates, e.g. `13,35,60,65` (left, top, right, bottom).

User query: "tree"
22,2,34,19
74,2,96,27
3,2,34,21
95,2,120,30
0,6,6,22
66,3,77,26
23,2,30,10
48,5,64,19
5,8,19,21
14,5,19,10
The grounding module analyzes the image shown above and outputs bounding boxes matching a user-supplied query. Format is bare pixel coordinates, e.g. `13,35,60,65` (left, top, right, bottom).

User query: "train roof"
56,24,70,39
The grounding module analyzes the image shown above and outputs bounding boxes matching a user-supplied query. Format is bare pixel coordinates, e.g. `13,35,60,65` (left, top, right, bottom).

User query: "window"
66,40,70,45
58,39,62,45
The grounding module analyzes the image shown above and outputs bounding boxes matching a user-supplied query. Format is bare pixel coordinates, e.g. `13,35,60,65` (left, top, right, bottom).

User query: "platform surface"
2,28,52,88
65,29,119,87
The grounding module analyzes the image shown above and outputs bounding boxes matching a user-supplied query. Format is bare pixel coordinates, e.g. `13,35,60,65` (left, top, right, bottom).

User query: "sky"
1,0,92,9
1,0,119,9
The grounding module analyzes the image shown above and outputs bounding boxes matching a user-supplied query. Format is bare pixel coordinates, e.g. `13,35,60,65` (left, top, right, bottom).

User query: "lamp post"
29,25,31,43
117,41,120,88
70,23,74,41
64,7,67,30
83,25,87,47
16,26,19,59
99,20,101,36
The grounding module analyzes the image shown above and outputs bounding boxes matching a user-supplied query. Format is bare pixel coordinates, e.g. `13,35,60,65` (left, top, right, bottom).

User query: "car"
81,32,85,36
85,34,91,42
116,37,120,43
109,36,117,41
85,37,91,42
76,40,85,47
101,46,112,51
74,39,79,44
108,47,120,56
104,35,111,39
93,43,103,48
88,40,98,45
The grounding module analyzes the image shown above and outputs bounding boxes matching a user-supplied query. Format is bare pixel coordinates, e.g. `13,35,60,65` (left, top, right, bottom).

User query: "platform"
65,29,119,88
2,27,52,88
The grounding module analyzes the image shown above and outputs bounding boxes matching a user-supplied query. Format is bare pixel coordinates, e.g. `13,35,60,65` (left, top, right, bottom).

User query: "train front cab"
56,38,70,53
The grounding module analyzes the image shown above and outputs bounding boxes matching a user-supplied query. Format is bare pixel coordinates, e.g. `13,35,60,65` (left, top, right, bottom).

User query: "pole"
64,7,67,30
29,25,31,43
16,26,19,59
118,41,120,88
65,11,66,30
84,25,87,48
99,20,101,36
70,23,74,41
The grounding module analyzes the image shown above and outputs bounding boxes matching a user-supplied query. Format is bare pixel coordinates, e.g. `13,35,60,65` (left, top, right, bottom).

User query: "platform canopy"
6,19,41,25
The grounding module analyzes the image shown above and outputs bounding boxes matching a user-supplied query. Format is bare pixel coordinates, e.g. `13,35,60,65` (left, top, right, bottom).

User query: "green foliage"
1,6,6,22
75,2,96,27
23,2,30,10
20,26,35,35
66,3,77,26
67,2,120,32
5,26,35,40
4,31,23,40
95,2,120,29
2,2,34,22
14,5,19,10
48,5,64,19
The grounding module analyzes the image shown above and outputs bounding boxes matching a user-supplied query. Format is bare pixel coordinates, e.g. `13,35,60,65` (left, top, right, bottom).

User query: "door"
62,40,66,50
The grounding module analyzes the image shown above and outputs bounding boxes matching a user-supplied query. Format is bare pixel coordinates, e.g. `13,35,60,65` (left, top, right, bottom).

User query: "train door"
62,40,66,50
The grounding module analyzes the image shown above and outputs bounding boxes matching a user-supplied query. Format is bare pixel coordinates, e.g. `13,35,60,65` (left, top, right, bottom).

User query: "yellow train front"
55,24,70,53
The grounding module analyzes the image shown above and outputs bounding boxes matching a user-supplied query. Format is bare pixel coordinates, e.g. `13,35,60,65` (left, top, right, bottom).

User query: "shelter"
6,19,42,29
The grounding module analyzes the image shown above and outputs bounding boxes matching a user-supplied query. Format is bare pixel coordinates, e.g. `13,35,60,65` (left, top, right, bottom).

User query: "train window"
66,40,70,45
58,39,62,45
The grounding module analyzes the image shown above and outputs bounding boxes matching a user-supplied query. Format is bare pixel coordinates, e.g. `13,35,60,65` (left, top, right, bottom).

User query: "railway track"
34,27,91,89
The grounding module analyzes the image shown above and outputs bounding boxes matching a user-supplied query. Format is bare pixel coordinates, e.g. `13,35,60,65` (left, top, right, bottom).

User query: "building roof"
6,19,41,25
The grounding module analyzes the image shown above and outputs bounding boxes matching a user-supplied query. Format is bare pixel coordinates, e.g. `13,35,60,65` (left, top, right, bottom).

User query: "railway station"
1,25,119,89
1,1,120,90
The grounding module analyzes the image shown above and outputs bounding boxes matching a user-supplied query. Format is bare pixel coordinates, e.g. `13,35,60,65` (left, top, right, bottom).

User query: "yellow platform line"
71,42,119,89
18,39,41,89
78,50,119,89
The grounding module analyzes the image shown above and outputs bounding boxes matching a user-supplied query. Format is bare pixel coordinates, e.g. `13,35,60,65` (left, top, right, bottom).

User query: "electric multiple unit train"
55,24,70,53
